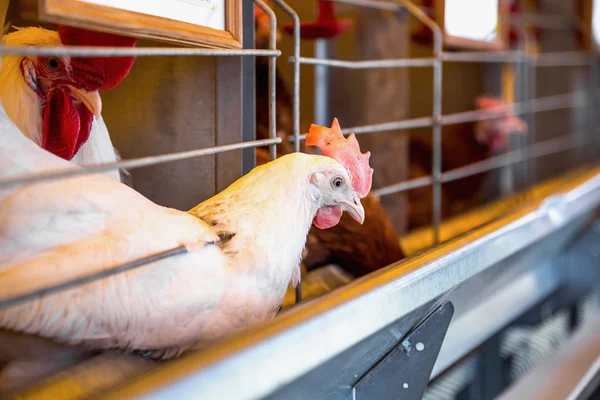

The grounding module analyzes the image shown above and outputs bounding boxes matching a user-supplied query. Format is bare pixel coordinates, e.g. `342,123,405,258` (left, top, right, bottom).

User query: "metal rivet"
403,383,409,389
416,342,425,351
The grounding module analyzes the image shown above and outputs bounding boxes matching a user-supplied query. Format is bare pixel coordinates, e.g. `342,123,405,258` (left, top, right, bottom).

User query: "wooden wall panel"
101,47,218,211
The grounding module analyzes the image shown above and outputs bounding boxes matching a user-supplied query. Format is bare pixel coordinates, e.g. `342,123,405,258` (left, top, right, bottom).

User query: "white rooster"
0,110,372,388
0,25,136,183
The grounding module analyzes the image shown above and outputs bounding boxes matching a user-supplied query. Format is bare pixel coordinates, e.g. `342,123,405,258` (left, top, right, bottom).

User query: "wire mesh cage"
0,0,599,397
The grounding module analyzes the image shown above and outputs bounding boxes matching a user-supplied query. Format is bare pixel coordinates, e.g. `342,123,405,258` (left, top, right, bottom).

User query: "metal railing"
0,0,597,319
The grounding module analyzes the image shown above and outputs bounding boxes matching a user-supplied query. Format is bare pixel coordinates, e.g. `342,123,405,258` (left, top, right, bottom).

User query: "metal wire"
0,138,281,190
255,0,278,161
270,0,302,303
0,246,189,310
374,132,586,198
293,57,436,69
285,91,589,143
272,0,301,152
0,46,280,57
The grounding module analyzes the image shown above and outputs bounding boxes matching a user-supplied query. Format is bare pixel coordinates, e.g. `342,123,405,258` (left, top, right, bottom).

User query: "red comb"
58,26,136,90
306,118,373,198
282,1,352,39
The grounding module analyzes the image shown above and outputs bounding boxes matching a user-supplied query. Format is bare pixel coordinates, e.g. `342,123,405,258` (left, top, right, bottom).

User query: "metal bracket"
352,301,454,400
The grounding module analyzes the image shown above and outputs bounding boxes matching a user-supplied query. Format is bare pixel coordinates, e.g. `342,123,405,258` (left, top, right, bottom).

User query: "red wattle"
313,206,343,229
42,88,93,160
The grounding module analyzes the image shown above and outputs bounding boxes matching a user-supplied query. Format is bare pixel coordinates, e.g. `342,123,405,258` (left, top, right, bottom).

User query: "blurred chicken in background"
254,3,405,278
407,97,528,230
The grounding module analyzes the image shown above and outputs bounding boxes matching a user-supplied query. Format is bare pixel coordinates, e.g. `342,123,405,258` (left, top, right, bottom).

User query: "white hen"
0,108,371,369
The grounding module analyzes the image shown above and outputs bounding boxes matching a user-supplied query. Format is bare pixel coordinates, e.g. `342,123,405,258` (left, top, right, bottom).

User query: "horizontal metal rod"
441,92,588,126
374,176,434,197
289,117,434,142
0,138,282,190
344,116,436,135
0,45,281,57
441,134,581,184
292,56,435,69
375,133,584,197
291,92,589,141
442,51,524,63
534,52,597,67
510,14,575,30
0,246,188,310
331,0,399,11
293,51,595,69
442,134,581,184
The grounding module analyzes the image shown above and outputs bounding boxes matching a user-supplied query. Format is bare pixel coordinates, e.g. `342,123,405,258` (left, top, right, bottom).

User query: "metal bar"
241,0,257,176
0,46,280,57
401,0,445,245
510,14,575,30
332,0,400,11
0,138,282,190
534,52,597,67
314,40,329,126
293,51,595,68
442,51,523,63
293,56,436,69
271,0,302,304
441,91,589,126
272,0,301,152
440,134,581,184
0,246,188,310
254,0,278,161
375,133,584,197
288,117,434,142
0,87,584,191
287,91,588,142
374,176,434,197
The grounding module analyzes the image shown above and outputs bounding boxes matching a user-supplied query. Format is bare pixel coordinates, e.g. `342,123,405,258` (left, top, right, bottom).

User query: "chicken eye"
46,57,59,69
331,177,344,190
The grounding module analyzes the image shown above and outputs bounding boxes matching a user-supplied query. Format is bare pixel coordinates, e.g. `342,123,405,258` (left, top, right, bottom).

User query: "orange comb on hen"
306,118,373,198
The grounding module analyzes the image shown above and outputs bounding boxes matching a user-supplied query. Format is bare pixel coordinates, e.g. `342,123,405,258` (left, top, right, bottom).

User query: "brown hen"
407,97,528,230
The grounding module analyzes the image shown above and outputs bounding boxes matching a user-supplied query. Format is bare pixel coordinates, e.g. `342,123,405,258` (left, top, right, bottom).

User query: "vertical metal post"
272,0,302,303
241,0,257,175
527,56,537,189
589,59,600,162
398,0,444,245
272,0,301,152
514,28,531,194
315,39,329,126
254,0,278,161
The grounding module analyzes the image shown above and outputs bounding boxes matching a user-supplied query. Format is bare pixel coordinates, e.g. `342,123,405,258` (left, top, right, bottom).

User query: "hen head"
306,118,374,229
6,26,135,160
474,96,528,152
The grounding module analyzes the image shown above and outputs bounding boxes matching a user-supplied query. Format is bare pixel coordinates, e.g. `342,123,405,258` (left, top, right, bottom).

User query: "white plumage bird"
0,25,136,183
0,102,372,388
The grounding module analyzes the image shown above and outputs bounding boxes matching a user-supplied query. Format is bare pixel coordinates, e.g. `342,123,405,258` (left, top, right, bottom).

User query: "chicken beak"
66,85,102,119
342,194,365,225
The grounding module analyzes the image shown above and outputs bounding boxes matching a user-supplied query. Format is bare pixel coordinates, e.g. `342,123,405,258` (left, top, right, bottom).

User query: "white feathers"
0,99,354,357
71,116,122,182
